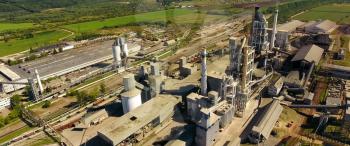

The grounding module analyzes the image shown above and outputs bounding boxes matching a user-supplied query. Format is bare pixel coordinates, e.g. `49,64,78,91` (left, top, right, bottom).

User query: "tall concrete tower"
34,69,43,94
201,49,208,96
251,6,269,55
270,9,279,50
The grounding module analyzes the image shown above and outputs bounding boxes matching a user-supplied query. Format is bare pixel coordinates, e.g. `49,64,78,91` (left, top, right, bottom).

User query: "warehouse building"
304,20,338,34
248,100,283,144
97,95,180,146
292,44,324,65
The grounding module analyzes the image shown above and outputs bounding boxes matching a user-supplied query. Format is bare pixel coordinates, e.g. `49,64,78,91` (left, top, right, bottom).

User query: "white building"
0,96,11,110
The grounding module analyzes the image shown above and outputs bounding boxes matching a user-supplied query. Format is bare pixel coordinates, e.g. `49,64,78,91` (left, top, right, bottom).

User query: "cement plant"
1,0,350,146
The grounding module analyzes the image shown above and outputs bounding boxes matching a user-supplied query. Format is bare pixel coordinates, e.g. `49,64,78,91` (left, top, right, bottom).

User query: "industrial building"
292,44,324,65
97,95,180,146
248,100,283,144
304,20,338,34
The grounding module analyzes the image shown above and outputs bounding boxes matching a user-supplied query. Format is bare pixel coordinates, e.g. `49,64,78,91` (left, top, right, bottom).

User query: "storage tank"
121,73,142,114
112,39,122,67
121,89,142,114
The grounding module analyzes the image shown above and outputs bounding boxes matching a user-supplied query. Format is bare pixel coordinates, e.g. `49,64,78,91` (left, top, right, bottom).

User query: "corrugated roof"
0,65,20,81
97,95,179,145
291,44,324,65
278,20,305,33
315,20,337,33
252,100,283,139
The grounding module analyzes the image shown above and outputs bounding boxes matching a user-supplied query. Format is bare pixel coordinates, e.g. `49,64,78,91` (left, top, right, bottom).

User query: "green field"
0,30,70,57
63,8,227,33
294,4,350,24
0,23,35,32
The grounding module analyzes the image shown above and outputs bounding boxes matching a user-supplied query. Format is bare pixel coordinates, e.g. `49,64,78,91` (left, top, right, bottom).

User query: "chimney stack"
201,49,208,96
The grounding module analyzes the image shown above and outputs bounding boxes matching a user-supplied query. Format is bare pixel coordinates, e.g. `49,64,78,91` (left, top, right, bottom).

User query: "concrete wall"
195,120,220,146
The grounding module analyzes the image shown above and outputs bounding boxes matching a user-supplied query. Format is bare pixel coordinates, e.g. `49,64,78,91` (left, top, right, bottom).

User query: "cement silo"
121,74,142,114
112,39,122,67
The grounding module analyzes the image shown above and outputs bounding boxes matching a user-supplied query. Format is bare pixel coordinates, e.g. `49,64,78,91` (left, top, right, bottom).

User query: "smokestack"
112,39,122,67
34,69,44,94
201,49,208,96
270,9,278,50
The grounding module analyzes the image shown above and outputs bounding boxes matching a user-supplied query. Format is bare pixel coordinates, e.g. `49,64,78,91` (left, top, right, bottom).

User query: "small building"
268,77,284,96
186,93,210,122
305,20,338,34
284,71,304,88
303,92,314,105
0,96,11,110
326,97,342,114
207,71,225,93
335,48,345,60
180,64,197,78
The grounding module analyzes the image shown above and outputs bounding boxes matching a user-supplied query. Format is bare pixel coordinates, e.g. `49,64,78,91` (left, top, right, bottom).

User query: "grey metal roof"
291,44,324,65
97,95,179,145
252,100,283,139
0,65,21,81
314,20,337,33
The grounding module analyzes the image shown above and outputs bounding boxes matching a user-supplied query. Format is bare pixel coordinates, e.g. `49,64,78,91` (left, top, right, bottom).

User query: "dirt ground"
0,108,10,117
31,96,77,119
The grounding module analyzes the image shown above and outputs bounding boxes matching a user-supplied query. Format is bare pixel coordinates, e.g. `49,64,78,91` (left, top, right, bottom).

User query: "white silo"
121,74,142,114
112,39,122,67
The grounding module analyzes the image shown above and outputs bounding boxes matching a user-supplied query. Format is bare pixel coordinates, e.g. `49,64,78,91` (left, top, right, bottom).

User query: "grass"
333,35,350,66
0,30,70,57
294,4,350,24
29,136,56,146
0,23,35,32
63,8,228,33
0,126,32,144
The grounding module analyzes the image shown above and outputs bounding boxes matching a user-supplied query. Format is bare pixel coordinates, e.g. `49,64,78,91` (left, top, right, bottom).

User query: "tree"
42,100,51,108
100,83,106,94
10,95,21,108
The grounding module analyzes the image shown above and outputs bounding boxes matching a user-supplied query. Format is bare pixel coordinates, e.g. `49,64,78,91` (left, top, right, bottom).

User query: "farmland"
63,8,228,33
0,30,70,57
0,23,35,32
294,4,350,24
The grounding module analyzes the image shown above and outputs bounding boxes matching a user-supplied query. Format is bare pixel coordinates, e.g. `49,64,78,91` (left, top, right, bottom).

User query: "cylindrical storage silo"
121,88,142,114
208,91,219,106
122,43,128,57
123,74,135,91
112,45,122,66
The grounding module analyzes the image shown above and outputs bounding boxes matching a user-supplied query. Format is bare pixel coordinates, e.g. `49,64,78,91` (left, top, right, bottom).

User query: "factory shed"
292,44,324,65
0,65,21,81
305,20,338,34
268,76,284,96
249,100,283,143
278,20,305,33
97,95,180,146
